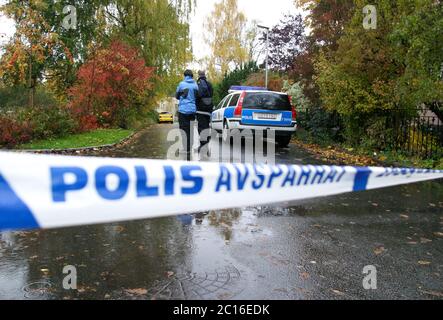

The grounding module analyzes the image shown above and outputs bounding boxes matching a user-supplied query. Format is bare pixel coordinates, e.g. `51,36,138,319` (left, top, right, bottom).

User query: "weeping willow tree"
103,0,195,98
172,0,196,20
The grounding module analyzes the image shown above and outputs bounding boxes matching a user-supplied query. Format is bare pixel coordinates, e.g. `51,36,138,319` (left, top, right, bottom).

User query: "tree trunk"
28,53,34,108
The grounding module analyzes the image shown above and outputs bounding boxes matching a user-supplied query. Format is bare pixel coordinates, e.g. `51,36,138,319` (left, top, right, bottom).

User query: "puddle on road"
0,207,268,300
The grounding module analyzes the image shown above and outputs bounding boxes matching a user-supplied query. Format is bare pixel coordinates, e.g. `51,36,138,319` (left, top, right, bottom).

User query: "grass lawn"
19,129,134,150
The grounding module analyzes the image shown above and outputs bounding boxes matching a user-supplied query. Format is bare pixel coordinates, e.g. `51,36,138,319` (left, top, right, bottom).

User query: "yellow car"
158,112,174,124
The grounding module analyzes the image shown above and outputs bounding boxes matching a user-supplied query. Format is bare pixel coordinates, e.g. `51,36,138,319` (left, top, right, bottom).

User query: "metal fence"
389,108,443,158
297,106,443,159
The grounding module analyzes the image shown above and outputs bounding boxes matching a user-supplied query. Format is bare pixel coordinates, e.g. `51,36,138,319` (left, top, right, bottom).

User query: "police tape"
0,151,442,232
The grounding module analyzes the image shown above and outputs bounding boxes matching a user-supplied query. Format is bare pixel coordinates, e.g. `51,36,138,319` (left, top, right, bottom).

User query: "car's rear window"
243,92,291,111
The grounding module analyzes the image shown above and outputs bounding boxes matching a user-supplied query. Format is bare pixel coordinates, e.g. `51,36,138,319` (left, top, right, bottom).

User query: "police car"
211,86,297,147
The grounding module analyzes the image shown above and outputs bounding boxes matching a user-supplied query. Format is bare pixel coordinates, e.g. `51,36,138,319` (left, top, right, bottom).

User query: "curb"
11,130,141,155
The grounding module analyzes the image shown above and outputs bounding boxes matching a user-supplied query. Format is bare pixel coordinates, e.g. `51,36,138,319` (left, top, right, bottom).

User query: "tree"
296,0,355,51
242,72,285,92
0,0,107,104
213,61,259,104
1,0,194,105
0,0,72,107
103,0,194,97
244,20,263,62
390,0,443,113
292,0,355,104
314,0,442,146
41,0,106,100
69,40,155,130
204,0,249,77
264,14,305,72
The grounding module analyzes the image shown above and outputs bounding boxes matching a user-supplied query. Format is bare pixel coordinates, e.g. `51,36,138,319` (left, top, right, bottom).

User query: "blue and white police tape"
0,151,442,232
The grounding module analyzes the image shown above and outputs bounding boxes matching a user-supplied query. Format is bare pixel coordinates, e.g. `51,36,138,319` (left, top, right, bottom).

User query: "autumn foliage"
0,116,32,147
0,105,78,148
69,41,155,130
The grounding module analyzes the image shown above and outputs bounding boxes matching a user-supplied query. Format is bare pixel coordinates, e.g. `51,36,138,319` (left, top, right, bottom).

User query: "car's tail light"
234,92,246,118
292,107,297,121
289,96,297,121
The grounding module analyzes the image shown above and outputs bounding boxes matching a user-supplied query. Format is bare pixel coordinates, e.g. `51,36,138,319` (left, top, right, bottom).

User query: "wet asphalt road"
0,124,442,300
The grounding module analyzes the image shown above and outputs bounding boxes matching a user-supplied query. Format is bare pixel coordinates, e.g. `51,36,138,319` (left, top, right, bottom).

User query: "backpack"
198,79,213,112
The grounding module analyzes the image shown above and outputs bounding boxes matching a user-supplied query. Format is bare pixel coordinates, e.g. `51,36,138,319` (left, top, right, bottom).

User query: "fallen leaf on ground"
418,261,431,266
125,288,147,295
114,226,124,233
332,289,345,296
217,293,232,300
374,247,386,255
434,232,443,237
273,288,288,293
400,214,409,219
300,272,310,280
420,290,443,298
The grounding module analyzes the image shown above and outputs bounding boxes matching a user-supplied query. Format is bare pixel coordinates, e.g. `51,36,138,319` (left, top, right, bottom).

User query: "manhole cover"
22,281,52,299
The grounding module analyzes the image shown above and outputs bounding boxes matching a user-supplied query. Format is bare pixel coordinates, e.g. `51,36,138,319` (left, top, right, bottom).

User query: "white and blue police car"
211,86,297,147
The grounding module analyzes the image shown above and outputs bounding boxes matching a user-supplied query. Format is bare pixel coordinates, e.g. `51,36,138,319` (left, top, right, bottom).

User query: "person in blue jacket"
176,70,199,157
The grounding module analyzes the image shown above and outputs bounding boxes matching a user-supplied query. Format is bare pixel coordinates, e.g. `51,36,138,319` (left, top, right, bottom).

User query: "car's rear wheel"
276,135,292,148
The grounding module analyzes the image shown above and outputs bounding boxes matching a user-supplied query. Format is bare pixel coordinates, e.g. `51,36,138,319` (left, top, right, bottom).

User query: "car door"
224,93,241,120
221,94,233,121
211,96,228,131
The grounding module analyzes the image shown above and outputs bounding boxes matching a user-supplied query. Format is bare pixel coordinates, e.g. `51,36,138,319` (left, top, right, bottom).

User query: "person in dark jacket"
196,70,214,152
176,70,199,157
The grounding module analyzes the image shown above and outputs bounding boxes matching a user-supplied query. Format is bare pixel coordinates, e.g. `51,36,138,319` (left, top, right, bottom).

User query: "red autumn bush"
0,114,33,148
0,106,78,148
69,40,155,130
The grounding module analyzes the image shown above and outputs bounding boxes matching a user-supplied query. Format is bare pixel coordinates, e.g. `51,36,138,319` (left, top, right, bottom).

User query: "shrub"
0,114,33,147
282,81,311,110
302,107,343,144
0,85,58,109
69,40,155,130
25,106,77,139
0,106,78,148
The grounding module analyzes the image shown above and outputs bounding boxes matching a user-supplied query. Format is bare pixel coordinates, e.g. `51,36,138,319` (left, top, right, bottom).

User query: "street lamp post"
257,24,270,89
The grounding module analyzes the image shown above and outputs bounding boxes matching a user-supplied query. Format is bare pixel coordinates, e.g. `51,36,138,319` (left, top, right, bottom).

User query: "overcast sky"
0,0,14,48
0,0,305,62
